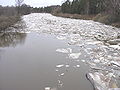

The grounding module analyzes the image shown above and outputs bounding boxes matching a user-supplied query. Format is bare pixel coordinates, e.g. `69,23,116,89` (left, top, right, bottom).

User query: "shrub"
0,16,20,31
93,14,119,25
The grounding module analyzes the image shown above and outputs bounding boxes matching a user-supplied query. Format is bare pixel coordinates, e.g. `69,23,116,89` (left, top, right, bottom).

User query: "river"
0,13,120,90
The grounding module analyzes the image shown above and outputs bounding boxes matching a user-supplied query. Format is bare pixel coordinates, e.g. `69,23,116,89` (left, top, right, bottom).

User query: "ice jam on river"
2,13,120,90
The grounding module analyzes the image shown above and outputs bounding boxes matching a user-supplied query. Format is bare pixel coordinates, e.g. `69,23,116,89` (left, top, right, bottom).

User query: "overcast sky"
0,0,65,7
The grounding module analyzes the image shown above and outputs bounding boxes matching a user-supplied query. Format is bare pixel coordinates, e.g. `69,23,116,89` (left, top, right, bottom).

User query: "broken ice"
69,53,81,59
45,87,51,90
21,13,120,90
56,64,64,68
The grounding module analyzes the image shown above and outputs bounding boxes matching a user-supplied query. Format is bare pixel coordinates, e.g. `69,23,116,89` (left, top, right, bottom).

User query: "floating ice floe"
107,39,120,45
55,69,59,72
69,53,81,59
45,87,51,90
113,53,118,55
56,35,67,40
60,73,65,76
65,64,70,68
85,48,93,54
86,72,118,90
56,48,72,54
109,45,120,49
94,59,100,63
76,65,80,68
113,70,120,80
58,80,63,87
81,60,85,62
75,60,80,62
51,87,57,90
56,64,64,68
56,49,69,53
110,61,120,67
86,41,103,45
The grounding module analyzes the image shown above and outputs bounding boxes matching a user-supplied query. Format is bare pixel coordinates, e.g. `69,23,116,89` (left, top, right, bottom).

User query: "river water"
0,13,120,90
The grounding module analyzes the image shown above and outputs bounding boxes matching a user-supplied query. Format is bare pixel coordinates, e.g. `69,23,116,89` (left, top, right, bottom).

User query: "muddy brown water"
0,32,93,90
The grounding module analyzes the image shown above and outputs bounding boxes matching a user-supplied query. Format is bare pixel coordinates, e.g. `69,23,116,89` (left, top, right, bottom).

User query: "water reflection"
0,32,26,47
0,49,3,60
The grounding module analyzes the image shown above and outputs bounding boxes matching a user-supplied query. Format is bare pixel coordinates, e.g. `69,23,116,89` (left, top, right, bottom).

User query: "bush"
0,16,20,31
93,14,119,25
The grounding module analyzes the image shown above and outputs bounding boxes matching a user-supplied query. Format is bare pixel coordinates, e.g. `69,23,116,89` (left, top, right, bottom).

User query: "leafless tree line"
99,0,120,16
0,0,31,16
0,5,17,16
15,0,24,14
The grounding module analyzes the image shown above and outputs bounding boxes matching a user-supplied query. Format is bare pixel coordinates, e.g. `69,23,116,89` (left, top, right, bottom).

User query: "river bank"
0,16,21,31
52,13,120,28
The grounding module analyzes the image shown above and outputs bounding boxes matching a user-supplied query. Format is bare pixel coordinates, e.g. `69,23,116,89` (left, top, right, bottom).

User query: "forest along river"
0,13,120,90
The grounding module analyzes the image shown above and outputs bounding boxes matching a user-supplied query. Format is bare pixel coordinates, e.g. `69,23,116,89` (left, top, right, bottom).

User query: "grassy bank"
93,14,120,28
53,13,95,20
0,16,21,31
53,13,120,28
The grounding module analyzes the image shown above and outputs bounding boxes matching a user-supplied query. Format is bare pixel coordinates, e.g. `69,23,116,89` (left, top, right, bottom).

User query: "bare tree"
102,0,120,16
15,0,24,15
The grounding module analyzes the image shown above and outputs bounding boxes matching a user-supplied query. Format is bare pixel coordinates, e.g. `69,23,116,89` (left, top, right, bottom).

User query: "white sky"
0,0,66,7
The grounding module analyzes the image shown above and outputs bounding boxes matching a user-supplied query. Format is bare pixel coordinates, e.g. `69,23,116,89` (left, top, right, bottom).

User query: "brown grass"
111,22,120,28
52,13,95,20
53,13,120,28
0,16,20,31
93,14,120,28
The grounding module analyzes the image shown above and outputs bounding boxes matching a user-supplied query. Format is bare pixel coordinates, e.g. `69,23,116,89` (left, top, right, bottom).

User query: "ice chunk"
56,49,69,53
51,87,57,90
75,60,80,62
113,53,118,55
56,64,64,68
86,41,103,45
58,80,63,86
110,61,120,67
45,87,51,90
67,48,72,53
109,45,120,49
81,60,85,62
76,65,80,68
60,73,65,76
58,80,61,84
65,65,70,68
107,39,120,45
69,53,81,59
56,36,66,40
55,69,59,72
94,59,100,63
87,73,107,90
